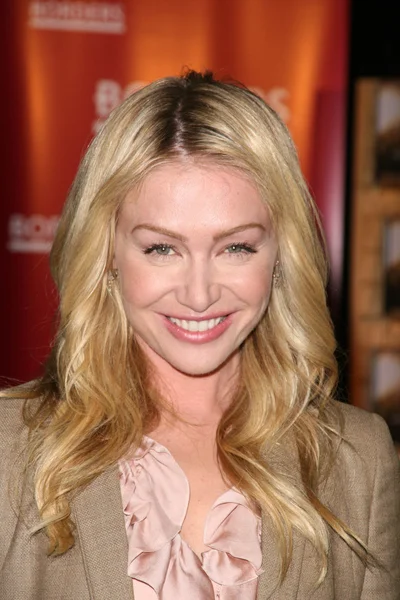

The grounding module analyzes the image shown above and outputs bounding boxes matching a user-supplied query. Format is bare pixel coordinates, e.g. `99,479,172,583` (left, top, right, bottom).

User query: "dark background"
336,0,400,392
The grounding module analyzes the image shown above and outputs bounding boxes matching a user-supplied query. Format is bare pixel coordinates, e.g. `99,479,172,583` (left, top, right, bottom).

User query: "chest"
180,464,229,556
153,435,230,556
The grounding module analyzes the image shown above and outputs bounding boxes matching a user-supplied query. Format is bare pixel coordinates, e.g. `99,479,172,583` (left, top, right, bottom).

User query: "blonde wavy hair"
6,71,367,582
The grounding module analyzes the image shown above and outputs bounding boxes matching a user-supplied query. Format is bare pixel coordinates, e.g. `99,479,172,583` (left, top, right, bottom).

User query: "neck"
144,352,240,427
162,370,237,424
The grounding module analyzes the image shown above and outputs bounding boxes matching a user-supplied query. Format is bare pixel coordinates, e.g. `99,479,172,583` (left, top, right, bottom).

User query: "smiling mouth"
166,316,227,332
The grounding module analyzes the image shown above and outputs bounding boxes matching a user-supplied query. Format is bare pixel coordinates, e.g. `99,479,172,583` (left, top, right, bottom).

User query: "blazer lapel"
72,465,134,600
257,432,306,599
71,432,309,600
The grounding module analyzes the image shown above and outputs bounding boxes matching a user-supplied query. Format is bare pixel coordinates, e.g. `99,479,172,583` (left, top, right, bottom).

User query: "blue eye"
225,243,257,254
143,244,176,256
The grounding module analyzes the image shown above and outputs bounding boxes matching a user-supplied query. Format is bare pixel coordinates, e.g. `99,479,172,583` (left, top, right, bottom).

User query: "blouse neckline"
119,435,263,598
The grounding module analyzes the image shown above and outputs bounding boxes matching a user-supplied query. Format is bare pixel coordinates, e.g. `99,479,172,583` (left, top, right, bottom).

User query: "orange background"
0,0,348,382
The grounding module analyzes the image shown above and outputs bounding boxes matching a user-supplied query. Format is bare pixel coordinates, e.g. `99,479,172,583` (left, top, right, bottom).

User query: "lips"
163,313,232,343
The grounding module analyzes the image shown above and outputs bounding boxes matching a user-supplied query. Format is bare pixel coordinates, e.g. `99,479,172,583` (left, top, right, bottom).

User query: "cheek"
249,277,272,301
232,264,274,303
118,261,170,308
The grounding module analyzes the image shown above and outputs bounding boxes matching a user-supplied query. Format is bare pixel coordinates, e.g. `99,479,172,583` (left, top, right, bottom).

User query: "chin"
173,364,222,377
168,350,239,378
135,335,241,378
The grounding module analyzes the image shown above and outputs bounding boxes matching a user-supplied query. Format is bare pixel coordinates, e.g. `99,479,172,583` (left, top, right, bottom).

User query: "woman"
0,71,399,599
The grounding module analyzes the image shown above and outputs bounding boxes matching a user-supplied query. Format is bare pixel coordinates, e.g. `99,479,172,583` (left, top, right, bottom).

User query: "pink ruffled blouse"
119,436,263,599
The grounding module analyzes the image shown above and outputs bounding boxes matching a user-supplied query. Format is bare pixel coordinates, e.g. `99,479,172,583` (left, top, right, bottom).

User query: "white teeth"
188,320,197,332
198,320,208,332
169,316,225,331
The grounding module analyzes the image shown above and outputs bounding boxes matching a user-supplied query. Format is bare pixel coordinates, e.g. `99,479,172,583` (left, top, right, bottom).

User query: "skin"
113,160,278,555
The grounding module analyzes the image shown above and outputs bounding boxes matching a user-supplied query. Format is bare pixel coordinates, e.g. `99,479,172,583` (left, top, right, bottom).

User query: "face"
114,161,278,377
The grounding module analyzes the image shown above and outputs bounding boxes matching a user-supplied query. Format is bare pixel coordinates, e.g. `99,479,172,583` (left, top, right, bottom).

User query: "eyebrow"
131,223,267,242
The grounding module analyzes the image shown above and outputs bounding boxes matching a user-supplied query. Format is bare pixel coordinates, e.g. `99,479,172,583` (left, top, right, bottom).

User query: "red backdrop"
0,0,348,383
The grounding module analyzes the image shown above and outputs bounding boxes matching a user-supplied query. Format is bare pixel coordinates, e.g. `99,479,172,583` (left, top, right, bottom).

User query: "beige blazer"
0,398,399,599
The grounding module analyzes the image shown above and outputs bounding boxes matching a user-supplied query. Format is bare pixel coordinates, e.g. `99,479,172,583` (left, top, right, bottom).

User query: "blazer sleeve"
0,397,27,572
361,413,400,599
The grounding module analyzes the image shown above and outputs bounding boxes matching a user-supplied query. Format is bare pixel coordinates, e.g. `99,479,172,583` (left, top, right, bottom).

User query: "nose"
176,258,221,313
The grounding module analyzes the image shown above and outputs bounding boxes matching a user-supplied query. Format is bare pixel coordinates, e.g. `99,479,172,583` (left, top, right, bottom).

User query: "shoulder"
0,395,27,444
0,383,42,453
320,401,399,510
333,398,386,430
0,393,32,477
324,401,399,516
332,400,397,461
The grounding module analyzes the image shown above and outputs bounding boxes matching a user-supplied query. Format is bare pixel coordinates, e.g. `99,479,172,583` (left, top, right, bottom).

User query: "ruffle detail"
119,436,262,599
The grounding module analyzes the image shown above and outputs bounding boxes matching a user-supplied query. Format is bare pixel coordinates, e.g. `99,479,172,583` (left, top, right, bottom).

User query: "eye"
143,243,176,256
224,243,257,254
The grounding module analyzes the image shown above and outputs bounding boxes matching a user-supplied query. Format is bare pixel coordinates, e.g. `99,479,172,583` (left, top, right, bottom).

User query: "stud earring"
272,260,282,288
107,269,119,293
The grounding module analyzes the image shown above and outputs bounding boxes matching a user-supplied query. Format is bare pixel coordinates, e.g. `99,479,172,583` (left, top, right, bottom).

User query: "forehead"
120,161,271,229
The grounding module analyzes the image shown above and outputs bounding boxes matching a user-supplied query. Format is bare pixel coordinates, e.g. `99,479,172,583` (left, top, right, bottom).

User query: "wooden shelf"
350,78,400,448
